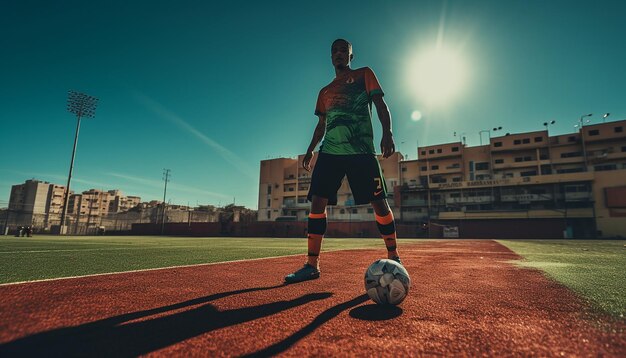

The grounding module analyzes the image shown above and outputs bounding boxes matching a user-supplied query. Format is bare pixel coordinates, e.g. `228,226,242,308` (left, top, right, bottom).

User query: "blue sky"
1,0,624,209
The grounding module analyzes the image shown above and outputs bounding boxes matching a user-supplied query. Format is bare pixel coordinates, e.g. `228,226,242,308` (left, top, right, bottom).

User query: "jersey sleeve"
364,67,384,97
314,88,326,116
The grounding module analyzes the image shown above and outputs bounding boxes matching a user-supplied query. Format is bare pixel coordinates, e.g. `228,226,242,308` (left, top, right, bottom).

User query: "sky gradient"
1,0,625,209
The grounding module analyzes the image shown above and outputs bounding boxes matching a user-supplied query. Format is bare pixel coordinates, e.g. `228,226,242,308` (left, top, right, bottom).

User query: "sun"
407,46,468,107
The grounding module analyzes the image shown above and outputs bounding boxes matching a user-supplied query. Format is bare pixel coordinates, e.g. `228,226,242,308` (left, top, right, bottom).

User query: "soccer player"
285,39,400,284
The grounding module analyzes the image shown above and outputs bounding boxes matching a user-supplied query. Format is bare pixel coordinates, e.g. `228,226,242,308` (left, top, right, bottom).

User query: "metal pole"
161,169,171,235
60,114,81,234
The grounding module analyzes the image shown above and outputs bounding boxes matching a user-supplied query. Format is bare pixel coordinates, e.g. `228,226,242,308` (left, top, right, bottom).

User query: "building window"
494,142,503,147
515,157,523,162
267,211,271,219
539,154,548,160
267,199,271,207
523,156,532,161
475,162,489,170
622,146,626,152
431,165,439,170
520,170,537,177
568,136,577,142
352,208,358,214
495,159,504,164
534,137,543,142
557,168,584,174
561,152,582,158
437,148,443,153
589,129,600,136
450,193,461,198
595,164,617,171
421,150,426,155
340,209,345,214
402,167,407,172
513,139,521,145
615,126,623,133
367,208,374,213
429,149,435,154
522,138,531,144
452,146,459,152
452,177,462,182
421,166,427,171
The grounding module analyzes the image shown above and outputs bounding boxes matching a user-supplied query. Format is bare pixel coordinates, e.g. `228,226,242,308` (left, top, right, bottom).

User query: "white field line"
0,246,383,287
0,246,315,254
0,253,306,287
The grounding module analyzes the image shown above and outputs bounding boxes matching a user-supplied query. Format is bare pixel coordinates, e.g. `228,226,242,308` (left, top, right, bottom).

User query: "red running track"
0,240,624,356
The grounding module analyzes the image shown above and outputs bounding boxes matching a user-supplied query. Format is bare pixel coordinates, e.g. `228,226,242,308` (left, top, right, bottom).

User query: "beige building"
67,189,142,223
7,180,142,230
259,119,626,238
8,179,69,228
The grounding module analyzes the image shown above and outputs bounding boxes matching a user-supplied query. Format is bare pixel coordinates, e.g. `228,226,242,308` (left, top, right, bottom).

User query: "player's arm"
303,115,326,171
372,94,395,158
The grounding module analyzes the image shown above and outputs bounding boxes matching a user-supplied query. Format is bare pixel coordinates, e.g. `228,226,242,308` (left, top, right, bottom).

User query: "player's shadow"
244,294,370,357
348,303,403,321
0,283,332,357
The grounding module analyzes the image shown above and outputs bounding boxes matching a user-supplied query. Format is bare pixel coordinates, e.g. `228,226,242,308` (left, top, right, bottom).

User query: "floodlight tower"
59,91,98,234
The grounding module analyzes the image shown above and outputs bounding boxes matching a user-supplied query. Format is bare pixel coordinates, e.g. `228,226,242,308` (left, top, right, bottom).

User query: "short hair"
331,39,352,52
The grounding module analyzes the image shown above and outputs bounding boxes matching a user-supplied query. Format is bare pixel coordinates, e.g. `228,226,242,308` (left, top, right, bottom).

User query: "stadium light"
59,91,98,234
602,113,610,122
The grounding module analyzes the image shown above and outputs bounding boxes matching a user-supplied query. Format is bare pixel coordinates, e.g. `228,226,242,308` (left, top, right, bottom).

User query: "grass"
498,240,626,318
0,235,418,284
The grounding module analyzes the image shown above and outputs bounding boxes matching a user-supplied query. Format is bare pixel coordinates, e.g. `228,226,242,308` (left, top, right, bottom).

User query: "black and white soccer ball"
364,259,410,305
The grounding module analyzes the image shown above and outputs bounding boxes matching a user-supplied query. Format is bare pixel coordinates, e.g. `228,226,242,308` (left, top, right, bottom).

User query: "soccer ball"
364,259,410,305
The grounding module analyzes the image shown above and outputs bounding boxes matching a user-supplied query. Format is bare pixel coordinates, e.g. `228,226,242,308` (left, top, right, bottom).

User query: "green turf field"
499,240,626,318
0,236,416,284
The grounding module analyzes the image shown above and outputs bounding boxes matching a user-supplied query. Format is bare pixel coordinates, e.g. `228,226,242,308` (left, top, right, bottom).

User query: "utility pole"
543,120,556,173
60,91,98,235
161,169,171,235
576,114,592,172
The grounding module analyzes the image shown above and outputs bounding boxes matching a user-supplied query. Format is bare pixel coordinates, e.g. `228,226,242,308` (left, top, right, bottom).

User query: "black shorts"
307,152,388,205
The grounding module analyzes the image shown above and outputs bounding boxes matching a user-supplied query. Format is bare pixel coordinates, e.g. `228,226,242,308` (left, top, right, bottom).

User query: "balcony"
500,194,553,202
445,196,493,204
401,199,428,206
564,192,591,201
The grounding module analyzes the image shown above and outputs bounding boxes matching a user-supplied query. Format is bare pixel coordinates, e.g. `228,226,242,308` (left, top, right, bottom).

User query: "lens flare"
407,46,468,107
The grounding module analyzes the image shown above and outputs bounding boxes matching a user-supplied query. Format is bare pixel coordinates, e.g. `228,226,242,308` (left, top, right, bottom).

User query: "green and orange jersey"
315,67,384,155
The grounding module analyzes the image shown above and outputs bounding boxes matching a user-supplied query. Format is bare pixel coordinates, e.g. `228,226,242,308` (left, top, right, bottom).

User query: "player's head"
331,39,353,69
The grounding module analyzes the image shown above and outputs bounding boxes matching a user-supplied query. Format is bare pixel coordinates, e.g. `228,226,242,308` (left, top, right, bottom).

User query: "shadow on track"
349,304,403,321
244,294,370,357
0,284,331,357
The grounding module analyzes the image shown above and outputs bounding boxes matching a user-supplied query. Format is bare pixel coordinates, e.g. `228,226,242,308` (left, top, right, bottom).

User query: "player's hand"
302,151,314,171
381,132,395,158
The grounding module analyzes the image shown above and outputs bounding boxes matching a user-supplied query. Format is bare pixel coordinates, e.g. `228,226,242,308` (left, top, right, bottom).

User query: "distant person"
285,39,401,284
26,226,32,237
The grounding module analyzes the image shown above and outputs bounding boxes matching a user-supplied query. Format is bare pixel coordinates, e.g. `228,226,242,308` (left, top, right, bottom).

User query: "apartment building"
8,179,69,228
7,180,142,229
67,189,142,223
259,119,626,238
